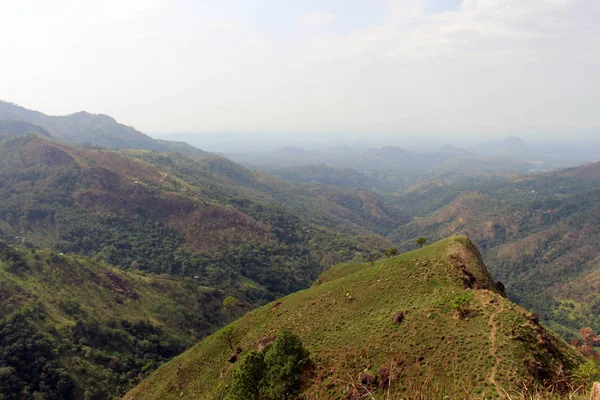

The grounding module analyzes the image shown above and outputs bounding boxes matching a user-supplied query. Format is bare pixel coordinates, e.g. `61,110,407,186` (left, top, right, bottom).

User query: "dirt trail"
483,297,504,397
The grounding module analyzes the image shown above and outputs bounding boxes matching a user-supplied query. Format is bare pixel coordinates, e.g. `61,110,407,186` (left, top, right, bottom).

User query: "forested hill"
0,241,233,399
0,133,412,300
0,132,414,399
0,100,211,158
387,170,600,339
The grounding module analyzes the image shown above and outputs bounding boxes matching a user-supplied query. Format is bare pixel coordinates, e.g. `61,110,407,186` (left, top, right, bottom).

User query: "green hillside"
0,241,235,400
0,134,404,302
125,236,583,400
387,172,600,340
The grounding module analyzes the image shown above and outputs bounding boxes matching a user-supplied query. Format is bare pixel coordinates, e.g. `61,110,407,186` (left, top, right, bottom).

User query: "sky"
0,0,599,140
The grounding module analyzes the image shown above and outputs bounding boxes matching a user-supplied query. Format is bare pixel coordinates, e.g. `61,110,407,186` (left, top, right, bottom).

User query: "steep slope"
125,236,583,400
0,134,405,302
0,120,51,137
387,173,600,339
564,161,600,179
0,241,233,400
0,100,211,157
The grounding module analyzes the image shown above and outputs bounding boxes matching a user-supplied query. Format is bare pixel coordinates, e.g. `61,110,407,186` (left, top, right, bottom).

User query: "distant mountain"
0,100,211,157
0,134,408,297
439,143,474,157
563,161,600,179
0,119,51,137
474,136,531,157
125,236,583,400
270,164,374,188
361,145,416,159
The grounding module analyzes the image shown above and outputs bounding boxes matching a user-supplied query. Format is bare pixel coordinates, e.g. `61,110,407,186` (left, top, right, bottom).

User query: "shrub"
228,351,266,400
450,291,474,318
572,359,600,388
262,331,311,398
226,331,311,400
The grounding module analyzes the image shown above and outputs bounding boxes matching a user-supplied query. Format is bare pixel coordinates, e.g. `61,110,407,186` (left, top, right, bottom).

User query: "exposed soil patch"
99,271,138,299
168,204,272,254
256,336,276,352
24,139,76,167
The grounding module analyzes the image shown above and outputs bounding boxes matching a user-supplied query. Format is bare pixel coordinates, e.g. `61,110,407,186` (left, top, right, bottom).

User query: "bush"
450,291,474,318
262,331,311,399
572,359,600,388
226,331,311,400
228,351,266,400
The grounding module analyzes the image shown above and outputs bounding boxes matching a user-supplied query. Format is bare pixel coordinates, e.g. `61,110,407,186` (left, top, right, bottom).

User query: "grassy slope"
125,236,582,400
386,176,600,338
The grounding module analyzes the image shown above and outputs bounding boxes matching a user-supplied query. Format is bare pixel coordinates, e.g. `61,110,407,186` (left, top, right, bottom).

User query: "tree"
262,331,311,399
363,251,380,267
228,351,266,400
416,237,428,248
223,296,239,322
221,325,236,351
384,248,398,258
227,331,311,400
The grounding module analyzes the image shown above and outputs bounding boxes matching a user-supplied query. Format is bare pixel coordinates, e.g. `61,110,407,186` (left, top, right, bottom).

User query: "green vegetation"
222,296,239,322
0,134,393,304
228,331,310,400
387,173,600,339
0,242,230,399
384,248,398,258
125,237,584,400
449,291,474,318
0,133,405,398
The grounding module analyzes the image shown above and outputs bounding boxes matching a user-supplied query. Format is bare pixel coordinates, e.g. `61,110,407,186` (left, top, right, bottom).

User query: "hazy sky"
1,0,599,139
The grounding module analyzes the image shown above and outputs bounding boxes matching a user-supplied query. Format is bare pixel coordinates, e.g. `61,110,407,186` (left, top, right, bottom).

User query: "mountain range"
0,100,598,399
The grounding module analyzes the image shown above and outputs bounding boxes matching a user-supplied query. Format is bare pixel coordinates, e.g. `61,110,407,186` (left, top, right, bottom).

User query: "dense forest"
0,242,233,399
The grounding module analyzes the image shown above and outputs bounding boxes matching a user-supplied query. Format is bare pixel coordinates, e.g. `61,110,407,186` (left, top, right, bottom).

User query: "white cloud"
0,0,599,138
297,12,336,30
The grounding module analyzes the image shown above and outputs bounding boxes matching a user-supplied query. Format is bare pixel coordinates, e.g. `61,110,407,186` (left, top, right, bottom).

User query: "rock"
256,336,276,352
228,353,238,363
392,312,404,325
591,381,600,400
360,373,377,386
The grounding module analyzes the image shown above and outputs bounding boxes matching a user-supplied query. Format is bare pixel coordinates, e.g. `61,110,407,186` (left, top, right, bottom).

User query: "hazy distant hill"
0,100,211,157
564,160,600,179
229,143,534,194
475,136,531,157
0,119,51,137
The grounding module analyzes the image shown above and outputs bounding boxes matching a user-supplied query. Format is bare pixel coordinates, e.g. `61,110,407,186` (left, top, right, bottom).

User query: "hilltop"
125,236,583,400
0,100,211,157
387,173,600,339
